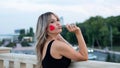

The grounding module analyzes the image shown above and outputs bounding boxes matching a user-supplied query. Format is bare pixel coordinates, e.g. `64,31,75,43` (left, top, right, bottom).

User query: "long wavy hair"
35,12,59,68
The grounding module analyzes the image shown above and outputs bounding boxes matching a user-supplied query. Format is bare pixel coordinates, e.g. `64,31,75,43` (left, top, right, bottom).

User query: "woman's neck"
47,34,58,41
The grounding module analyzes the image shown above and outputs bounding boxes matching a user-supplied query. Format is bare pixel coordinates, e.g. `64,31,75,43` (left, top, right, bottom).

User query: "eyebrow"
49,19,56,21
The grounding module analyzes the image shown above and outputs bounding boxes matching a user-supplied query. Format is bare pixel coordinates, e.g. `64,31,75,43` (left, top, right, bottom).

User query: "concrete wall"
0,47,120,68
0,53,120,68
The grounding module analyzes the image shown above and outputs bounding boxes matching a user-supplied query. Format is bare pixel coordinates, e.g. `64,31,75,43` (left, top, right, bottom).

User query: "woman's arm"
74,29,88,59
65,24,88,60
55,24,88,61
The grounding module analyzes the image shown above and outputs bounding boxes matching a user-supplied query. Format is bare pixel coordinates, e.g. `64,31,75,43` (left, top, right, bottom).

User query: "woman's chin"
57,30,62,34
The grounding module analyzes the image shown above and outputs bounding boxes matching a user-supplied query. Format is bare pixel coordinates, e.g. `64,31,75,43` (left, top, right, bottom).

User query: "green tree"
6,42,16,47
105,16,120,46
61,15,120,48
83,16,105,48
26,27,34,37
18,27,34,42
0,41,2,46
18,29,25,41
21,40,31,47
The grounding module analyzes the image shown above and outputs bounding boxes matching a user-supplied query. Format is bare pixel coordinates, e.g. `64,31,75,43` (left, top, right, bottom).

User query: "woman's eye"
57,19,60,21
51,21,54,23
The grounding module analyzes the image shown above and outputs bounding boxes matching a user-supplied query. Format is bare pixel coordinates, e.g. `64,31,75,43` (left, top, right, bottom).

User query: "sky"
0,0,120,34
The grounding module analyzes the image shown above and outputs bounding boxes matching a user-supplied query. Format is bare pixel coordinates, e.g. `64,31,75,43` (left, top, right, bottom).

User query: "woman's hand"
66,24,81,34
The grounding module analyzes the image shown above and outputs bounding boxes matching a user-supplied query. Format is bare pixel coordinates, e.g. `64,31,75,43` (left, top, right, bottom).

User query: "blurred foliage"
18,29,25,41
0,41,2,46
18,27,34,42
6,42,16,47
21,41,31,47
61,15,120,48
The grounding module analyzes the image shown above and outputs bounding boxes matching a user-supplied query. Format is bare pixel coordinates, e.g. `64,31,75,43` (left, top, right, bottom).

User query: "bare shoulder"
52,40,75,56
52,40,72,50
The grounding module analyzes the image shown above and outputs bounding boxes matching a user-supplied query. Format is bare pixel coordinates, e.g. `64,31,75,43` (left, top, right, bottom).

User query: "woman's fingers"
66,24,78,32
66,24,71,31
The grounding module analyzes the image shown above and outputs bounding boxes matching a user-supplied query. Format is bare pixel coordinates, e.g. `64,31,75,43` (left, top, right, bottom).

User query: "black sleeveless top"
42,40,71,68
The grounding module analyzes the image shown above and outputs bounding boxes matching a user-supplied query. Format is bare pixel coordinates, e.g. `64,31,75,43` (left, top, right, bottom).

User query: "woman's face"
47,14,62,34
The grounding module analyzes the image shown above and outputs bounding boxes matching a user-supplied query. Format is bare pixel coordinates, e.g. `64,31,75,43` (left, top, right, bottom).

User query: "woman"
35,12,88,68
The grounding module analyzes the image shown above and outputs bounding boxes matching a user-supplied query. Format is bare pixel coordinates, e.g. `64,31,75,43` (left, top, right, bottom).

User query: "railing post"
14,61,20,68
9,61,14,68
33,64,36,68
21,63,26,68
26,63,33,68
0,60,4,68
4,60,9,68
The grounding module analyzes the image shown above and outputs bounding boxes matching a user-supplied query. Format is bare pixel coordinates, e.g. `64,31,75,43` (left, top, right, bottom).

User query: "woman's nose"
56,21,61,25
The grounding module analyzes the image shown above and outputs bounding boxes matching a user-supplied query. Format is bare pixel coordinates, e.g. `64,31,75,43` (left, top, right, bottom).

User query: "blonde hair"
35,12,59,68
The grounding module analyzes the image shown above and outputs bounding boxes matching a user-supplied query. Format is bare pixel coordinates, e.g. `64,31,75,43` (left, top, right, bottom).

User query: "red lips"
49,25,55,31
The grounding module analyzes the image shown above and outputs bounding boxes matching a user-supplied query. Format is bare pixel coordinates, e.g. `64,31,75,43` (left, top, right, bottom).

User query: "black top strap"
46,40,54,56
